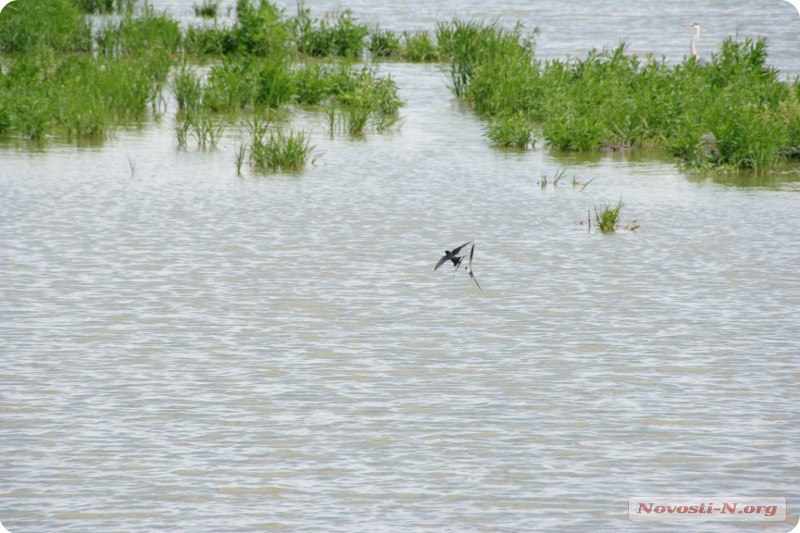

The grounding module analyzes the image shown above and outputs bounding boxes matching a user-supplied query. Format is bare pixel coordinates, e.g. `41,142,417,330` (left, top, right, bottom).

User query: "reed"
171,66,203,112
69,0,136,13
183,24,228,56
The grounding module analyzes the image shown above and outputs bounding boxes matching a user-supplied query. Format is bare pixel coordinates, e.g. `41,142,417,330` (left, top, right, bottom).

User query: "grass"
368,27,401,58
400,31,440,62
193,0,219,18
69,0,136,13
0,0,404,151
486,113,533,148
440,18,800,171
246,115,314,172
593,200,624,233
295,8,369,58
96,4,182,57
0,0,92,52
0,51,168,141
190,113,226,148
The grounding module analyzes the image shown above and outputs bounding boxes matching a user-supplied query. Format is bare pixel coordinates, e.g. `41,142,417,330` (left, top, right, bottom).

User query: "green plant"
400,30,439,62
247,115,314,171
368,27,400,58
0,0,92,52
295,8,368,57
193,0,218,18
594,200,624,233
485,113,533,147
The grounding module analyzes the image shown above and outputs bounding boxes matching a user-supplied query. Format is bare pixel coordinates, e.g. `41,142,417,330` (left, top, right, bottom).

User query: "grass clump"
226,0,293,57
0,0,92,52
486,113,533,148
294,8,369,58
201,56,295,111
193,0,219,18
246,115,314,172
68,0,135,13
593,200,623,233
96,4,182,57
368,27,401,58
400,31,440,62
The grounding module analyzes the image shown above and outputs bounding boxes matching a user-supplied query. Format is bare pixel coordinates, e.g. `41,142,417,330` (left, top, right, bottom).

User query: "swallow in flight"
434,241,472,271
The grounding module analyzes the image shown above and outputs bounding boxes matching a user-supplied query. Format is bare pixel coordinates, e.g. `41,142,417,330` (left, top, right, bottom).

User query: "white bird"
682,23,706,65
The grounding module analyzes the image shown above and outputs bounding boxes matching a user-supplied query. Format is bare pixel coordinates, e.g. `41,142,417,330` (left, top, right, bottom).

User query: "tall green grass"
0,0,92,52
246,115,314,172
96,4,182,57
0,51,167,141
440,19,799,171
295,8,368,58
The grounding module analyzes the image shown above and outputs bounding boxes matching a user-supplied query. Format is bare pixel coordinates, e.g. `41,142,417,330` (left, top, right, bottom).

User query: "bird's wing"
469,243,475,266
451,241,472,255
434,255,447,271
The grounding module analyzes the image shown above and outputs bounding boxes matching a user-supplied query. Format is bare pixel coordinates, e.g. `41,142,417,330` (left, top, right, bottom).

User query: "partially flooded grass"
440,18,800,172
594,200,624,233
96,3,182,57
486,113,533,148
295,8,368,58
0,51,167,141
8,0,790,175
246,115,314,172
193,0,219,19
400,31,440,62
190,112,226,149
0,0,92,53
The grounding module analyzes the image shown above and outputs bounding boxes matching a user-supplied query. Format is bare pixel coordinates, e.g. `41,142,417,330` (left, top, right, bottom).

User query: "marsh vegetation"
1,0,797,173
438,19,800,172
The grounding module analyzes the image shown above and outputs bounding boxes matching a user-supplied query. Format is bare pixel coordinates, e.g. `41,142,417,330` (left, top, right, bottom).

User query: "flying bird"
465,243,481,290
434,241,472,271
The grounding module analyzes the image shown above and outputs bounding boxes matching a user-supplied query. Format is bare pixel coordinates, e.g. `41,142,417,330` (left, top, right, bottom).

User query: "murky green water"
1,2,799,532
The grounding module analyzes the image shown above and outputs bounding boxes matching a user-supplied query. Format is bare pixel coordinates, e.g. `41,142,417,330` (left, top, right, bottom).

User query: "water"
2,2,800,532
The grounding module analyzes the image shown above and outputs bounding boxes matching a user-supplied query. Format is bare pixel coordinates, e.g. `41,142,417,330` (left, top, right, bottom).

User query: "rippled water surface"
2,1,800,532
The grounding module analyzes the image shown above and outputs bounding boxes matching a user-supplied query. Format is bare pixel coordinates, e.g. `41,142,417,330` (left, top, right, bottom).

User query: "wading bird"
465,243,481,290
682,23,706,64
434,241,472,272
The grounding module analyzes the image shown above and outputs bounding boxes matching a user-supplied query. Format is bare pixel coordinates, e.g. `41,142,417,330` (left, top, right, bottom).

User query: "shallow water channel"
2,1,800,532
